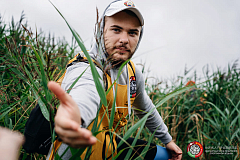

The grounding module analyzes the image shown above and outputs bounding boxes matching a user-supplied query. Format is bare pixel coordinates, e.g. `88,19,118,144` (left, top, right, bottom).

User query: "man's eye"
129,32,137,36
113,29,120,32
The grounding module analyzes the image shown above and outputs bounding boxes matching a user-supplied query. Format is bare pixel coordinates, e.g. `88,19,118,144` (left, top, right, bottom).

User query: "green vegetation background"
0,13,239,160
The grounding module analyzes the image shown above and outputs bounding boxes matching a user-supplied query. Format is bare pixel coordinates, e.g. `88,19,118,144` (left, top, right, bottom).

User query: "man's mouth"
114,47,130,54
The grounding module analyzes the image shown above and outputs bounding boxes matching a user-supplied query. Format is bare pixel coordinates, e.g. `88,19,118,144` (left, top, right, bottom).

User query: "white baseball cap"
105,0,144,26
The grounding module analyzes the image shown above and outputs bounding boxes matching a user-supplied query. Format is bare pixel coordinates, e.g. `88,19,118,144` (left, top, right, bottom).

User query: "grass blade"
66,65,89,94
49,1,107,106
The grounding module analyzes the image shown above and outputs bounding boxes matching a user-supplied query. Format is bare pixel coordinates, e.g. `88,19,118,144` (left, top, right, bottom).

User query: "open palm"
48,81,96,148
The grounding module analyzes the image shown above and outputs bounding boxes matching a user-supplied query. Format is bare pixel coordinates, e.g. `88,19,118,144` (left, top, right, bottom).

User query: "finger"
12,131,25,146
59,128,97,148
55,128,81,139
0,128,25,160
177,154,182,160
171,152,182,160
76,128,95,139
62,135,97,148
0,127,24,145
48,81,73,105
62,135,97,146
175,146,182,155
55,126,93,139
55,117,80,131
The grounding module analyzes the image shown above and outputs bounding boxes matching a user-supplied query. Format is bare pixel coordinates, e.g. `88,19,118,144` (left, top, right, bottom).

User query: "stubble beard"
107,49,134,68
105,45,133,68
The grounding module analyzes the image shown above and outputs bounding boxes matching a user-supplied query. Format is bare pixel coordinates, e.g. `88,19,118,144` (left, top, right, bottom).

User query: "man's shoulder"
66,61,102,73
62,62,103,84
133,65,143,78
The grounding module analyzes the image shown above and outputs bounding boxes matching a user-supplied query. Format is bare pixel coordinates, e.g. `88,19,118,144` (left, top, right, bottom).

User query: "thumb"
48,81,71,105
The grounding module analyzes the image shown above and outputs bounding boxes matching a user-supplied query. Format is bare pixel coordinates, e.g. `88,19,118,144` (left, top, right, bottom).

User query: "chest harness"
49,53,137,160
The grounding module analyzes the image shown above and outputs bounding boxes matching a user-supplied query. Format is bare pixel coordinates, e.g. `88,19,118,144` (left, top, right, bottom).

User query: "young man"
47,0,182,159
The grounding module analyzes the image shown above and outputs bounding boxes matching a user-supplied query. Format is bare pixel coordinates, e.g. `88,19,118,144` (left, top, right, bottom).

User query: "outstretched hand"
166,140,182,160
0,127,24,160
48,81,97,148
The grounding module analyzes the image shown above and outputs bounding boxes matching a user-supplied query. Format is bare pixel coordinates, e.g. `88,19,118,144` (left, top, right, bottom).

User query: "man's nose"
119,32,129,44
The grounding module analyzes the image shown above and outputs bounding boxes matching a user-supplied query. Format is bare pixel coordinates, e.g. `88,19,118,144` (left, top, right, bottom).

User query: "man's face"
104,11,142,67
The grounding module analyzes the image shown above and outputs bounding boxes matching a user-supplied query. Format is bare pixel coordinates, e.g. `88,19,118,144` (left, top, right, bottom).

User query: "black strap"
128,61,136,77
66,53,84,68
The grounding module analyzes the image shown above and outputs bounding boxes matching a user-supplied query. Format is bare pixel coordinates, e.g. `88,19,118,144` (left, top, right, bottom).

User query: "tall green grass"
0,7,239,160
142,62,240,160
0,12,78,159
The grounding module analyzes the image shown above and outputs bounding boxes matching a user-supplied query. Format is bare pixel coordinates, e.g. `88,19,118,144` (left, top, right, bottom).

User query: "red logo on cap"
124,1,135,7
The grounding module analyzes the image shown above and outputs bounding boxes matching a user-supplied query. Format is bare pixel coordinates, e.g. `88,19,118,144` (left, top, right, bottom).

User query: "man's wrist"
160,132,172,145
165,140,173,146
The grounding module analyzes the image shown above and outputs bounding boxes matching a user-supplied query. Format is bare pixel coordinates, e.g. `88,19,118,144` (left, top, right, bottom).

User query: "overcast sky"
1,0,240,82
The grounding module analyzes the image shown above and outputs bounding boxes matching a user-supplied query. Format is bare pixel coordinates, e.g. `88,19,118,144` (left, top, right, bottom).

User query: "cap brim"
105,7,144,26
